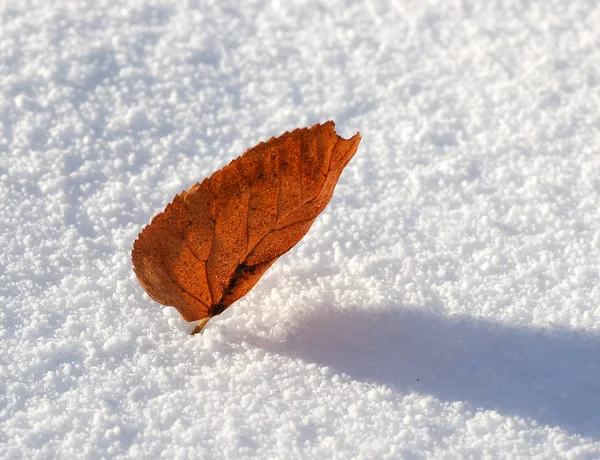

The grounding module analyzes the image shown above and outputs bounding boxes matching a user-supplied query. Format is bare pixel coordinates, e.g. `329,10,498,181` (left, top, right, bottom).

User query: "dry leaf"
132,121,361,333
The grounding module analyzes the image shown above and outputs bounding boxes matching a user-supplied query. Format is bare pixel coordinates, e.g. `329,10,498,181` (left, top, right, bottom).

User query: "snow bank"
2,0,600,457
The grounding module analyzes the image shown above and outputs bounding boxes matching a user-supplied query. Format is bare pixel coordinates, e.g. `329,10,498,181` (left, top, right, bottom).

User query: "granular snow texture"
2,0,600,458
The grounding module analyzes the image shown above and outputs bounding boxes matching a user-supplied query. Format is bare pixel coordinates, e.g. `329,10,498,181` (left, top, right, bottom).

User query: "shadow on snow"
250,305,600,439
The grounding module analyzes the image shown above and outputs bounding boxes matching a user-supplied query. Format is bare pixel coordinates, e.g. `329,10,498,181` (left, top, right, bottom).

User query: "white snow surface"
2,0,600,458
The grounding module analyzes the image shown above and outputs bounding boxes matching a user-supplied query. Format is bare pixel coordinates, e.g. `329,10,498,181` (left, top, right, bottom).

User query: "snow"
2,0,600,457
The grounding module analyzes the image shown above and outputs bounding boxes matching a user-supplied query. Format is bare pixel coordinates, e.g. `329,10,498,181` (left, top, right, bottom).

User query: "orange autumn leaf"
132,121,361,333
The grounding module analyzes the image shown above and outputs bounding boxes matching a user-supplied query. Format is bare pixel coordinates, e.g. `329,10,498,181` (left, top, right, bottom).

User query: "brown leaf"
132,121,361,332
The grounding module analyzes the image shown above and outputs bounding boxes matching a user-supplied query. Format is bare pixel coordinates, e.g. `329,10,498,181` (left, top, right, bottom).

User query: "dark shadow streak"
245,305,600,438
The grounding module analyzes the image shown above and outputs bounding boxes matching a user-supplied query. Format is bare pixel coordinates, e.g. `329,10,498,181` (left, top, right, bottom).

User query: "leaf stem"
191,317,211,335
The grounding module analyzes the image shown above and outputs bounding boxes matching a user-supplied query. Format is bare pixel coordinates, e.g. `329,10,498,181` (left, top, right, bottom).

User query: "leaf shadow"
247,305,600,438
